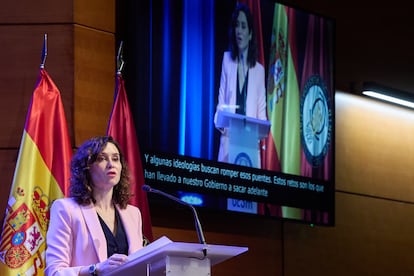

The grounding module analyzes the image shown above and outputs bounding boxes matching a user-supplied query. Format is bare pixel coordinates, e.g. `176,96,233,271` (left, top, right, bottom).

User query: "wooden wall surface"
0,0,115,248
2,1,414,275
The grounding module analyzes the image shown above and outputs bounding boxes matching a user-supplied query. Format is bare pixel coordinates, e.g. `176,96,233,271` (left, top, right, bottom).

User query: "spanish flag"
0,68,72,275
266,3,300,175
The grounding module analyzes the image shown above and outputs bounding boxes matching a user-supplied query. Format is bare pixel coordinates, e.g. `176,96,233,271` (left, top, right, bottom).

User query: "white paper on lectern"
106,236,248,276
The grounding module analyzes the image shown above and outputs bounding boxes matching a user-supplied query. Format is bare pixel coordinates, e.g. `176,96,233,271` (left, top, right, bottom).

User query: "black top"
236,69,248,115
98,208,129,258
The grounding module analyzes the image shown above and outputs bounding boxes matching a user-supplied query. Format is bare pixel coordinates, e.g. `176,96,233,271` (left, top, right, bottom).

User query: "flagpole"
117,40,124,75
40,33,47,69
108,40,155,241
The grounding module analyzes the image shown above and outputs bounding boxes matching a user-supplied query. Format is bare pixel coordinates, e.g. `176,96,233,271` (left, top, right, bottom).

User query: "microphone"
142,185,207,248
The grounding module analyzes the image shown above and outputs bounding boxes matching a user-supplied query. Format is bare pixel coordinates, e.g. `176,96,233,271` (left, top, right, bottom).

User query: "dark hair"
69,136,131,208
229,3,258,67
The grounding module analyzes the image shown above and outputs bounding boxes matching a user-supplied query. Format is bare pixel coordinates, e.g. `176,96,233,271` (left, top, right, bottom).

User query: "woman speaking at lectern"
45,136,144,276
214,3,267,166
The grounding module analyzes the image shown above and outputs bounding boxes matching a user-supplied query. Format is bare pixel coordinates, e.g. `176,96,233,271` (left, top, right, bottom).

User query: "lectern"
216,110,270,168
106,236,248,276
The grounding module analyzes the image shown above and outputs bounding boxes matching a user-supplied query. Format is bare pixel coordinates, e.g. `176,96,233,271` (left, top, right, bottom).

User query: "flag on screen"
299,14,333,181
265,3,300,174
107,73,154,242
0,68,72,275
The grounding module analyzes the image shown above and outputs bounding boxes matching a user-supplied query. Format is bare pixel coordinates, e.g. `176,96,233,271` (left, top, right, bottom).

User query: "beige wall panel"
284,192,414,276
0,25,74,148
73,25,115,146
335,92,414,201
74,0,115,33
0,1,73,23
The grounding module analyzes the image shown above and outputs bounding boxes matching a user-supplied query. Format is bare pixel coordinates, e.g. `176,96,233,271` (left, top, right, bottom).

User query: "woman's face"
89,142,122,191
235,11,251,53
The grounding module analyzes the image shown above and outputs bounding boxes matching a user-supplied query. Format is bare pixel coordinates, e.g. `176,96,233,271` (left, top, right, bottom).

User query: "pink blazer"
45,198,143,276
214,51,267,165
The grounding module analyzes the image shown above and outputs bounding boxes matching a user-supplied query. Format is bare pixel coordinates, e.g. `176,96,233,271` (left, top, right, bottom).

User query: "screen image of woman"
214,3,267,168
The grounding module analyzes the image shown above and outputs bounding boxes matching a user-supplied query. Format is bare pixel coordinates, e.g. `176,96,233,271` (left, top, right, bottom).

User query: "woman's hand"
96,254,128,274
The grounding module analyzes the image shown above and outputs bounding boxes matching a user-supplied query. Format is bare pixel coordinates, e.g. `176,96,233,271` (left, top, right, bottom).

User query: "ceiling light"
362,82,414,109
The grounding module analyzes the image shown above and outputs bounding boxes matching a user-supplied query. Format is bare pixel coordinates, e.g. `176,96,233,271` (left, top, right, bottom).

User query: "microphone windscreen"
142,184,151,192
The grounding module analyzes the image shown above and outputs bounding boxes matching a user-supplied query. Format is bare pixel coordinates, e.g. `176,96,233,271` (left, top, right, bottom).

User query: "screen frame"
117,0,336,226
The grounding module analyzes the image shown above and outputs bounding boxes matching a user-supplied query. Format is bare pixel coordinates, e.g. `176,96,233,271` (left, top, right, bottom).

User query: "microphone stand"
142,185,207,257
